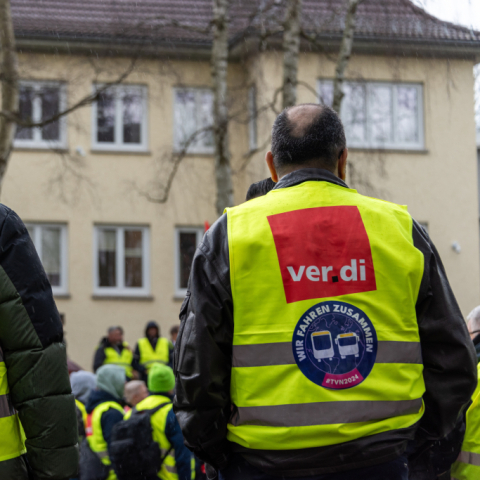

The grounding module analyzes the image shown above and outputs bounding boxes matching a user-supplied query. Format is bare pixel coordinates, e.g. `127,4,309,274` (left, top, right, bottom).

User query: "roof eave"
15,32,480,63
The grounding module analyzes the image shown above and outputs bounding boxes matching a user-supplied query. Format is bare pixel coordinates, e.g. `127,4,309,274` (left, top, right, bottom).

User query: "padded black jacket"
173,169,477,477
0,205,78,480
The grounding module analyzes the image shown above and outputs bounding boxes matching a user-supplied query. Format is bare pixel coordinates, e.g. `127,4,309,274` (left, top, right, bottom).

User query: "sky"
412,0,480,30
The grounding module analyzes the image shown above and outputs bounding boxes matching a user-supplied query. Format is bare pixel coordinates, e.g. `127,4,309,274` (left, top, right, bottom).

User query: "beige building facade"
5,2,480,369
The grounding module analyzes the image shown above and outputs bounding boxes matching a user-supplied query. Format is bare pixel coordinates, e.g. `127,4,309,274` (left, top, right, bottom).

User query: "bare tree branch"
332,0,362,113
282,0,302,108
0,0,18,193
0,58,138,128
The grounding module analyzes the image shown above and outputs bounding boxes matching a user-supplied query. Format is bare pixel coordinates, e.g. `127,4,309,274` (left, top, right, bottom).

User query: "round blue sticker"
292,301,377,389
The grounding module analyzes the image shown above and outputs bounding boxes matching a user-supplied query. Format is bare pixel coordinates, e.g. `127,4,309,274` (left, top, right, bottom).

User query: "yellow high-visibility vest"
451,364,480,479
124,395,195,480
86,400,124,480
226,180,425,451
103,342,133,378
0,347,26,463
75,398,87,427
138,338,170,372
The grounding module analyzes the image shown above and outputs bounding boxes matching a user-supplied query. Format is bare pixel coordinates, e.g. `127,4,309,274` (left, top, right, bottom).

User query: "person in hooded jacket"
83,364,126,480
133,321,173,382
72,371,97,440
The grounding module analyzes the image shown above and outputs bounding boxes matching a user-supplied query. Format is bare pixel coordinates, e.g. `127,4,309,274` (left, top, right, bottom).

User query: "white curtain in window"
369,85,393,145
396,86,419,144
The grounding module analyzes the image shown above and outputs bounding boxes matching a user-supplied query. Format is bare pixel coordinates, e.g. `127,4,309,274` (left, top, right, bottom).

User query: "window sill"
349,147,429,155
90,149,151,155
53,293,71,299
92,294,154,301
14,146,69,153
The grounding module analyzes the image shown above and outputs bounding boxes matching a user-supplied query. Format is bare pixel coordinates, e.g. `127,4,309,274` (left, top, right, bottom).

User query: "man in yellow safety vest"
124,364,194,479
94,326,133,379
133,321,173,381
173,104,477,480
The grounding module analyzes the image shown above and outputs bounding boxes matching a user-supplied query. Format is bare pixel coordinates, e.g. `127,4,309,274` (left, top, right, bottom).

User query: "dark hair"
170,325,179,335
271,104,346,172
246,177,276,201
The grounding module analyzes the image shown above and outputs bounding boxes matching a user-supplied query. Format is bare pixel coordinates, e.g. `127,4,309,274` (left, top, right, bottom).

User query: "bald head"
271,103,346,175
124,380,148,407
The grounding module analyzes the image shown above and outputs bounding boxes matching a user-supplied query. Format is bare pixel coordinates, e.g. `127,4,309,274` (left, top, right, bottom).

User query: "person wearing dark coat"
132,321,174,381
0,205,78,479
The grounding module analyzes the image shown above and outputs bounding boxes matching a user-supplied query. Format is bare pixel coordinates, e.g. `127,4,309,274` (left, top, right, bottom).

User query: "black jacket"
0,205,78,480
173,169,477,477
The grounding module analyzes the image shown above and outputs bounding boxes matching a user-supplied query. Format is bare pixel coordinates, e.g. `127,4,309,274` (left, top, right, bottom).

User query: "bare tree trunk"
0,0,18,194
332,0,361,113
212,0,233,216
282,0,302,109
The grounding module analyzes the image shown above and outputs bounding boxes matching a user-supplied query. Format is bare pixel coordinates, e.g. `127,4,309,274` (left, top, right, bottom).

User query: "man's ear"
337,148,348,181
266,151,279,183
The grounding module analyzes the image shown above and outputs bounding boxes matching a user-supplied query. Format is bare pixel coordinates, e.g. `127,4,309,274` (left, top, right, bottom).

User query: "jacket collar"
273,168,349,191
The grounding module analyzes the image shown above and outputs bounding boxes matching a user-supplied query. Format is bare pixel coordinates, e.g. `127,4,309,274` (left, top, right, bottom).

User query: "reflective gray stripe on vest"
232,341,422,368
231,398,422,427
165,464,178,474
0,393,15,419
96,450,109,459
458,450,480,467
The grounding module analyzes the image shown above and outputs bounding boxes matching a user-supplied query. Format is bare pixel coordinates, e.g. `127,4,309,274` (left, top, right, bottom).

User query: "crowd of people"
3,103,480,480
70,322,204,480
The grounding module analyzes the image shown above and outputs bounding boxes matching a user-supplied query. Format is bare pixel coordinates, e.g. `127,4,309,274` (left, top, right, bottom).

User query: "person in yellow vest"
71,370,97,439
82,364,126,480
124,364,194,479
0,205,78,479
133,321,173,381
94,326,133,379
173,104,477,480
451,364,480,479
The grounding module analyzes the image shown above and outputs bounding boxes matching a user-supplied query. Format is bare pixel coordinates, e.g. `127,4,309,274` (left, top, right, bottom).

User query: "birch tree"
282,0,302,108
212,0,233,216
0,0,18,194
332,0,362,113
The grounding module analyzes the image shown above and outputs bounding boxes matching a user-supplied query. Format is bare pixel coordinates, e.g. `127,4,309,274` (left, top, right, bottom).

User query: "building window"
175,227,203,296
15,82,66,148
248,85,258,151
317,80,424,150
92,85,148,151
26,223,68,295
174,88,214,154
94,225,150,296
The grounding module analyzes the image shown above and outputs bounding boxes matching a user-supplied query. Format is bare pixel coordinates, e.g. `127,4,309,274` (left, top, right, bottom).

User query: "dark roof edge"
15,33,480,63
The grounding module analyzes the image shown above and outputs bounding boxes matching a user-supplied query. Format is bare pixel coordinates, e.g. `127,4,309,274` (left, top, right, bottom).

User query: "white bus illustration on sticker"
311,331,334,361
335,332,360,359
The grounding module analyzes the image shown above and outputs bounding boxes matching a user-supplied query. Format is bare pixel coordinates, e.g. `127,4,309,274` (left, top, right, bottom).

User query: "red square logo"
268,206,376,304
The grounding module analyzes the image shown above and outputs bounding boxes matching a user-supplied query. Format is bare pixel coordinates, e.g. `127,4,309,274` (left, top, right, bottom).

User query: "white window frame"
93,225,150,297
317,80,425,150
26,223,68,295
248,85,258,151
14,81,67,149
173,87,214,155
175,227,204,297
91,84,148,152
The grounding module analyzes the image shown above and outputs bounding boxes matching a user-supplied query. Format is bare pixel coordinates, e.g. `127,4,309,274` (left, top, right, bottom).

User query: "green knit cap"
148,363,175,393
